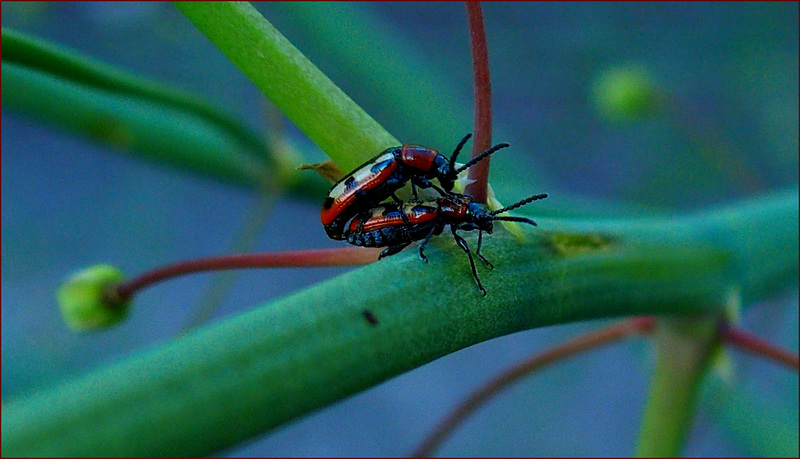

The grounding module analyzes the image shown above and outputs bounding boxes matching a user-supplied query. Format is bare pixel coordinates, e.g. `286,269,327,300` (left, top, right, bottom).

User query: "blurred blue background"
2,2,797,456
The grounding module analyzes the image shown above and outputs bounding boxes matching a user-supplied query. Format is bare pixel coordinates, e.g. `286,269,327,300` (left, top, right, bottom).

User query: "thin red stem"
412,317,797,456
110,247,380,303
412,317,656,457
464,1,492,203
720,323,799,370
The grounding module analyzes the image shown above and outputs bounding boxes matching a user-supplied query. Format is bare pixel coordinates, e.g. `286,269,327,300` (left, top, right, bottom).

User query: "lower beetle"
343,192,548,295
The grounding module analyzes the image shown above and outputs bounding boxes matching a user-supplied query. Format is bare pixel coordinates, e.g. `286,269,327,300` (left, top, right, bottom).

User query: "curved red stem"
111,247,379,302
720,323,799,370
412,317,656,457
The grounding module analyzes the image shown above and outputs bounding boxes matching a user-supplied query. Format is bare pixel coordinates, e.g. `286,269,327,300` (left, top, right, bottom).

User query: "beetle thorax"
464,201,494,232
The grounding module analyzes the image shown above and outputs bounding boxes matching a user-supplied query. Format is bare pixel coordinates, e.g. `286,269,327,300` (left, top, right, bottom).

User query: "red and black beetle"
321,134,509,240
343,192,548,295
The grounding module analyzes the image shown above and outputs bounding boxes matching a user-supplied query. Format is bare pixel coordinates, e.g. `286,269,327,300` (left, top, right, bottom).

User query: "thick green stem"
2,189,796,457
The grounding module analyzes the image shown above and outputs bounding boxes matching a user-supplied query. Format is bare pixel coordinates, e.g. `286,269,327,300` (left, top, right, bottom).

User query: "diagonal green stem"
1,27,279,188
2,61,269,186
2,189,796,457
2,27,269,159
173,1,398,172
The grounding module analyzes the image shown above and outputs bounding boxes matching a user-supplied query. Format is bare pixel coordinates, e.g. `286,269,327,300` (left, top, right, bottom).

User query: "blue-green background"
2,2,797,456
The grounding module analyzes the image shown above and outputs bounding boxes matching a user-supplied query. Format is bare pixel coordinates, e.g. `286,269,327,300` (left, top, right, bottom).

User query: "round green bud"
57,264,129,332
591,65,662,122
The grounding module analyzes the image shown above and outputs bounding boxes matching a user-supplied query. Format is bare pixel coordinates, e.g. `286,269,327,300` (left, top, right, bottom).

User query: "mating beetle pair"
321,134,547,295
321,133,507,240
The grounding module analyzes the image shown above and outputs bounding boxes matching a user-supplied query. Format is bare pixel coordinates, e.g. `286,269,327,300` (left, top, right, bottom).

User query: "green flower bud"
592,65,662,122
57,264,129,332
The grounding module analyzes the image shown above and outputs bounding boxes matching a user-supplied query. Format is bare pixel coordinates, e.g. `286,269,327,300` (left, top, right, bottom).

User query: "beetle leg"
417,224,440,263
450,227,487,296
353,213,369,234
411,177,447,198
398,207,411,226
379,243,411,259
476,230,494,269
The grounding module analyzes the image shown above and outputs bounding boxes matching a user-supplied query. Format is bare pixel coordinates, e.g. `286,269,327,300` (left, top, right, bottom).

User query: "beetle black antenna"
490,193,548,216
455,142,511,173
448,133,473,171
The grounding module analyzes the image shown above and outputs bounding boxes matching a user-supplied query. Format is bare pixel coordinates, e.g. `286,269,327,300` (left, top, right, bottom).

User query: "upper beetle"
342,192,549,295
321,133,509,240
